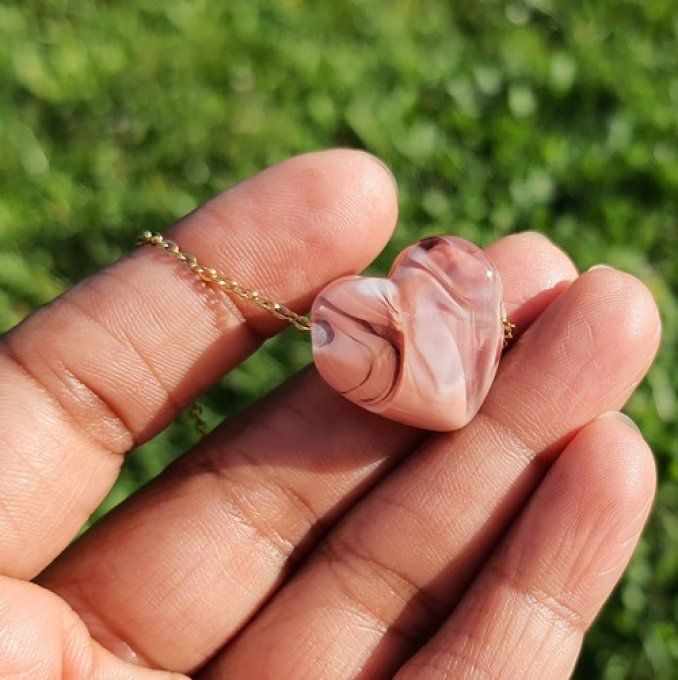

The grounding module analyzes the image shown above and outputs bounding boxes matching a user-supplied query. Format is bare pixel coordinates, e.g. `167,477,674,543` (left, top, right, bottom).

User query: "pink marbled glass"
311,236,504,431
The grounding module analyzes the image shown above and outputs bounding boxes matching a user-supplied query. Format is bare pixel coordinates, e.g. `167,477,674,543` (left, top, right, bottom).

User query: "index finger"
0,149,398,579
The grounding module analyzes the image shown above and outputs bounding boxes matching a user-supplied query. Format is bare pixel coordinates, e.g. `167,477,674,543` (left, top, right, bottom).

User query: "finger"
0,576,186,679
40,233,577,673
0,149,398,578
395,414,655,680
207,267,660,679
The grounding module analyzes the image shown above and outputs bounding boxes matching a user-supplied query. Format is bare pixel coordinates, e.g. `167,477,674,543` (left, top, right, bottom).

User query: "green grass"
1,1,676,677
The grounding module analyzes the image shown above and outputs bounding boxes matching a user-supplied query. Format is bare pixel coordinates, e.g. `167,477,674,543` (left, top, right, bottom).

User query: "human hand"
0,150,660,678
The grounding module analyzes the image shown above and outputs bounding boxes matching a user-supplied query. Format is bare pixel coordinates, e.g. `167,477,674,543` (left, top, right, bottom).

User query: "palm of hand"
0,151,660,679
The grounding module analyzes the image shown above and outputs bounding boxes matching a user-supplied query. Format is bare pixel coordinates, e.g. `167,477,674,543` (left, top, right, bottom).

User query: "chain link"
188,401,208,436
137,231,312,331
501,303,516,348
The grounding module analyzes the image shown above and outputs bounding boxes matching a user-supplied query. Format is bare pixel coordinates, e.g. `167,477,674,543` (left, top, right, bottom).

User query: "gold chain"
137,231,312,331
501,303,516,347
188,401,208,436
139,230,514,341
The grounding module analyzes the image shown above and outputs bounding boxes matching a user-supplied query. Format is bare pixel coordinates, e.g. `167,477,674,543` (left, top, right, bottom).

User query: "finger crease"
231,441,325,540
2,344,132,459
196,451,298,563
473,409,547,472
321,535,445,647
63,295,183,431
487,561,587,635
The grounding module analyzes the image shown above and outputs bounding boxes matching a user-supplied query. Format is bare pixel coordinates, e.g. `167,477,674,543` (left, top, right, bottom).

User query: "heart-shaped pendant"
311,236,504,431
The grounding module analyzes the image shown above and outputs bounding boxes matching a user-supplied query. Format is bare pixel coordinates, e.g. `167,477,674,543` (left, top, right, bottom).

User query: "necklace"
138,231,514,432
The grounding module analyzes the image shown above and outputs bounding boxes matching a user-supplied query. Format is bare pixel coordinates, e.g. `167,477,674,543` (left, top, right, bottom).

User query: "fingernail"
587,264,614,272
597,410,641,434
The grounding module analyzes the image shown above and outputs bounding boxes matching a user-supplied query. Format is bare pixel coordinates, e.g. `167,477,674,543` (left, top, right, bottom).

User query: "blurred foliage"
0,0,676,677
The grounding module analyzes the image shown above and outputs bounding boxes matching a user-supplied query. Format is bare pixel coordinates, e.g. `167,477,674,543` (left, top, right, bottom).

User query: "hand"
0,150,660,679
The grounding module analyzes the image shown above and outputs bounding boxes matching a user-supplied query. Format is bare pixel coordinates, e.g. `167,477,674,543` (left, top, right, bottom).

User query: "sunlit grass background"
1,1,676,677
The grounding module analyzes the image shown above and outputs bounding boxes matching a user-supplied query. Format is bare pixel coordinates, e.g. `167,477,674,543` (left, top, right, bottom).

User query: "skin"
0,149,661,679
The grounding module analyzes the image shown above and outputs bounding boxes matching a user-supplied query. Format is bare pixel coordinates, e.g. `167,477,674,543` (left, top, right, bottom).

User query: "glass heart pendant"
311,236,506,431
